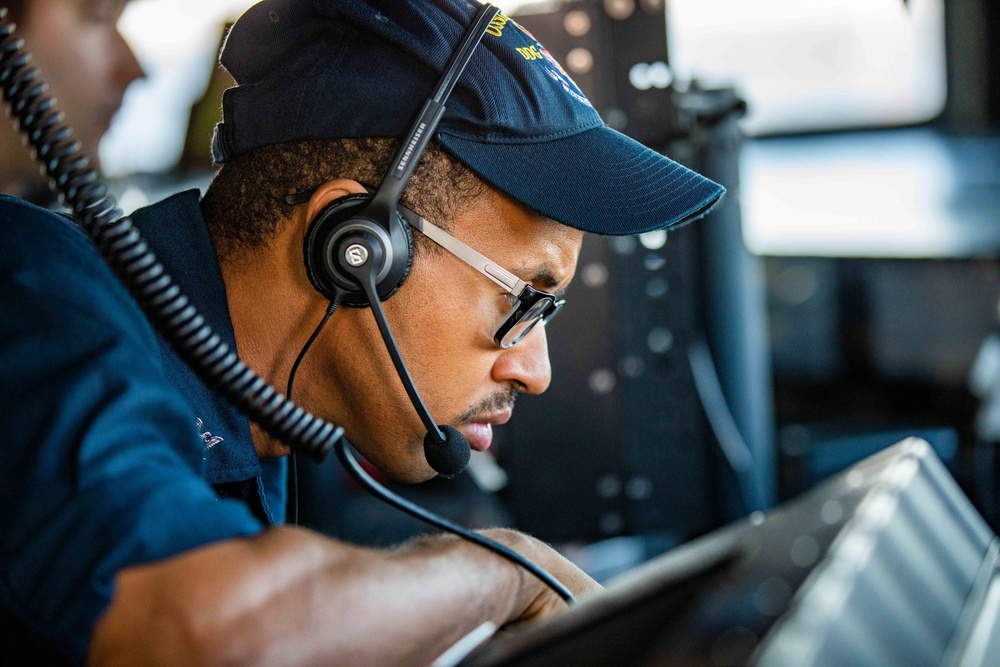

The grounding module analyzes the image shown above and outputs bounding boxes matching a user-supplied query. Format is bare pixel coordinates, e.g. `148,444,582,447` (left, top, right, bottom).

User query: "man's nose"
491,323,552,395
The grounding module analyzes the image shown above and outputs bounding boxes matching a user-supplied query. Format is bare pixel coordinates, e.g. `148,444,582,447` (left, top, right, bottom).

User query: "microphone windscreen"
423,425,471,478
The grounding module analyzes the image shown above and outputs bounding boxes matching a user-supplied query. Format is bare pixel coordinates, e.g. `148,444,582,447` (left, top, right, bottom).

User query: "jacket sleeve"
0,208,264,663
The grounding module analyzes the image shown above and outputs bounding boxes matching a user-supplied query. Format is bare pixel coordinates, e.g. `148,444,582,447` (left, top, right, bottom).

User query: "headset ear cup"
302,193,414,307
303,193,372,304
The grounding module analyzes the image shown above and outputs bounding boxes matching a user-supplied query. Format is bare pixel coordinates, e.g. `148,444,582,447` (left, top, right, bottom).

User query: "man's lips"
460,410,512,452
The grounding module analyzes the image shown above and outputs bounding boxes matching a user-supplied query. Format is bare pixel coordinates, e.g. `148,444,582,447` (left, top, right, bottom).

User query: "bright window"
667,0,946,135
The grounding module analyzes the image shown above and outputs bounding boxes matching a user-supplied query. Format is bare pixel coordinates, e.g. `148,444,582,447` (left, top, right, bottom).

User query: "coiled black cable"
0,8,342,461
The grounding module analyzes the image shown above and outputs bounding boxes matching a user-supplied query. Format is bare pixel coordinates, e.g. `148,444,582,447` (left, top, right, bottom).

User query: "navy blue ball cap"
213,0,725,235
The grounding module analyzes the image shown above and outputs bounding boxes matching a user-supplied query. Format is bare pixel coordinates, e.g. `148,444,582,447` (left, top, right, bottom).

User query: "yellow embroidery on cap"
486,13,510,37
516,45,544,61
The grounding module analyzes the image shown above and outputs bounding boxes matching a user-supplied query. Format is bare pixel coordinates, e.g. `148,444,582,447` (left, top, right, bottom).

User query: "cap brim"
438,124,725,236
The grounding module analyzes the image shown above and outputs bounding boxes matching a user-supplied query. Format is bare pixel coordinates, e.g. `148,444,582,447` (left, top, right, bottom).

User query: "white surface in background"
740,129,1000,258
667,0,947,136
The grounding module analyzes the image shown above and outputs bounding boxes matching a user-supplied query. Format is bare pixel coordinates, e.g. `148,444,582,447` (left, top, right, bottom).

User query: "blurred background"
90,0,999,581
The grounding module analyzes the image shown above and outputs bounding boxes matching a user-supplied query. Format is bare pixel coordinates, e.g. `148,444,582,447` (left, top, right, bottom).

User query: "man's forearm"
87,526,538,667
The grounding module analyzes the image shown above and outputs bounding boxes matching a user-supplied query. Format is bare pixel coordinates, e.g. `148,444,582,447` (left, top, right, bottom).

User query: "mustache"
456,386,518,424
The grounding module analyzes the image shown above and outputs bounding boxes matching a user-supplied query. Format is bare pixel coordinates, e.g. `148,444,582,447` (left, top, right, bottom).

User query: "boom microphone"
424,426,472,478
345,260,473,477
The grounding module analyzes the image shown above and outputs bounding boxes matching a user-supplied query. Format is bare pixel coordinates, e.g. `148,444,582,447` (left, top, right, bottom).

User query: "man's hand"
477,528,602,627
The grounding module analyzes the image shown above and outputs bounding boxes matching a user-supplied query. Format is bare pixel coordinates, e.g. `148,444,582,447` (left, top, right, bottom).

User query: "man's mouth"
461,410,512,452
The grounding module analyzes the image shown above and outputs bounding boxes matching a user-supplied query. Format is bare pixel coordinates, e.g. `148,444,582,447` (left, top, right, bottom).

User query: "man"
0,0,724,664
0,0,143,203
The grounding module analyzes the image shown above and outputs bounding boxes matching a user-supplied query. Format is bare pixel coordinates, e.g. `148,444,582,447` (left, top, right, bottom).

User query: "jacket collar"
129,189,286,521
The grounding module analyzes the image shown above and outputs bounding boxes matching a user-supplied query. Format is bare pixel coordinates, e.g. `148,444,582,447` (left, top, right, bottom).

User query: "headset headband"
364,2,500,227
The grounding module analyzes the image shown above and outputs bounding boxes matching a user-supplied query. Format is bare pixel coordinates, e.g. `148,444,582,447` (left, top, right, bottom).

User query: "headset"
0,2,574,604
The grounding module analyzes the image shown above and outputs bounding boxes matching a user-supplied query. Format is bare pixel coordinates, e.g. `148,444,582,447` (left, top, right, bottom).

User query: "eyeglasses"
286,190,566,348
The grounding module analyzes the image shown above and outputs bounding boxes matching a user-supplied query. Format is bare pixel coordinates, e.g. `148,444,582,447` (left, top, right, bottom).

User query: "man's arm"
88,526,598,666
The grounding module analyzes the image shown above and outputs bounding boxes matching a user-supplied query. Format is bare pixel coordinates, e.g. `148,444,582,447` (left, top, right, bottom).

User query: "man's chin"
390,466,437,484
381,459,439,485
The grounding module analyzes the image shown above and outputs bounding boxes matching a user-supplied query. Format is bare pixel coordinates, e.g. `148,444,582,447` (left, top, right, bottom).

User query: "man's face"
16,0,142,160
308,187,584,483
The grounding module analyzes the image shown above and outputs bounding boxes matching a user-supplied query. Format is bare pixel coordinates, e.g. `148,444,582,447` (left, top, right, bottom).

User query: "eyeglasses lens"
499,298,554,348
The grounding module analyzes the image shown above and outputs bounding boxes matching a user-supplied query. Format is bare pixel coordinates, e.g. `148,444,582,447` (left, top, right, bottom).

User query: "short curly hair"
200,138,486,262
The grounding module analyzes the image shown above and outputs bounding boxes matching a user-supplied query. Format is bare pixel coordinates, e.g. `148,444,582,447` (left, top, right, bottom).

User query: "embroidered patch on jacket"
196,418,225,449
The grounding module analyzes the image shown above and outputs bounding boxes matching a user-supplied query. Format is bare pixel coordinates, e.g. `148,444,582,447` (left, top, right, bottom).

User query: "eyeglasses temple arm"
401,209,529,296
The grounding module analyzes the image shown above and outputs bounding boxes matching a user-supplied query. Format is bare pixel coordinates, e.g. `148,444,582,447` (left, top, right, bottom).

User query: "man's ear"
302,179,369,228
